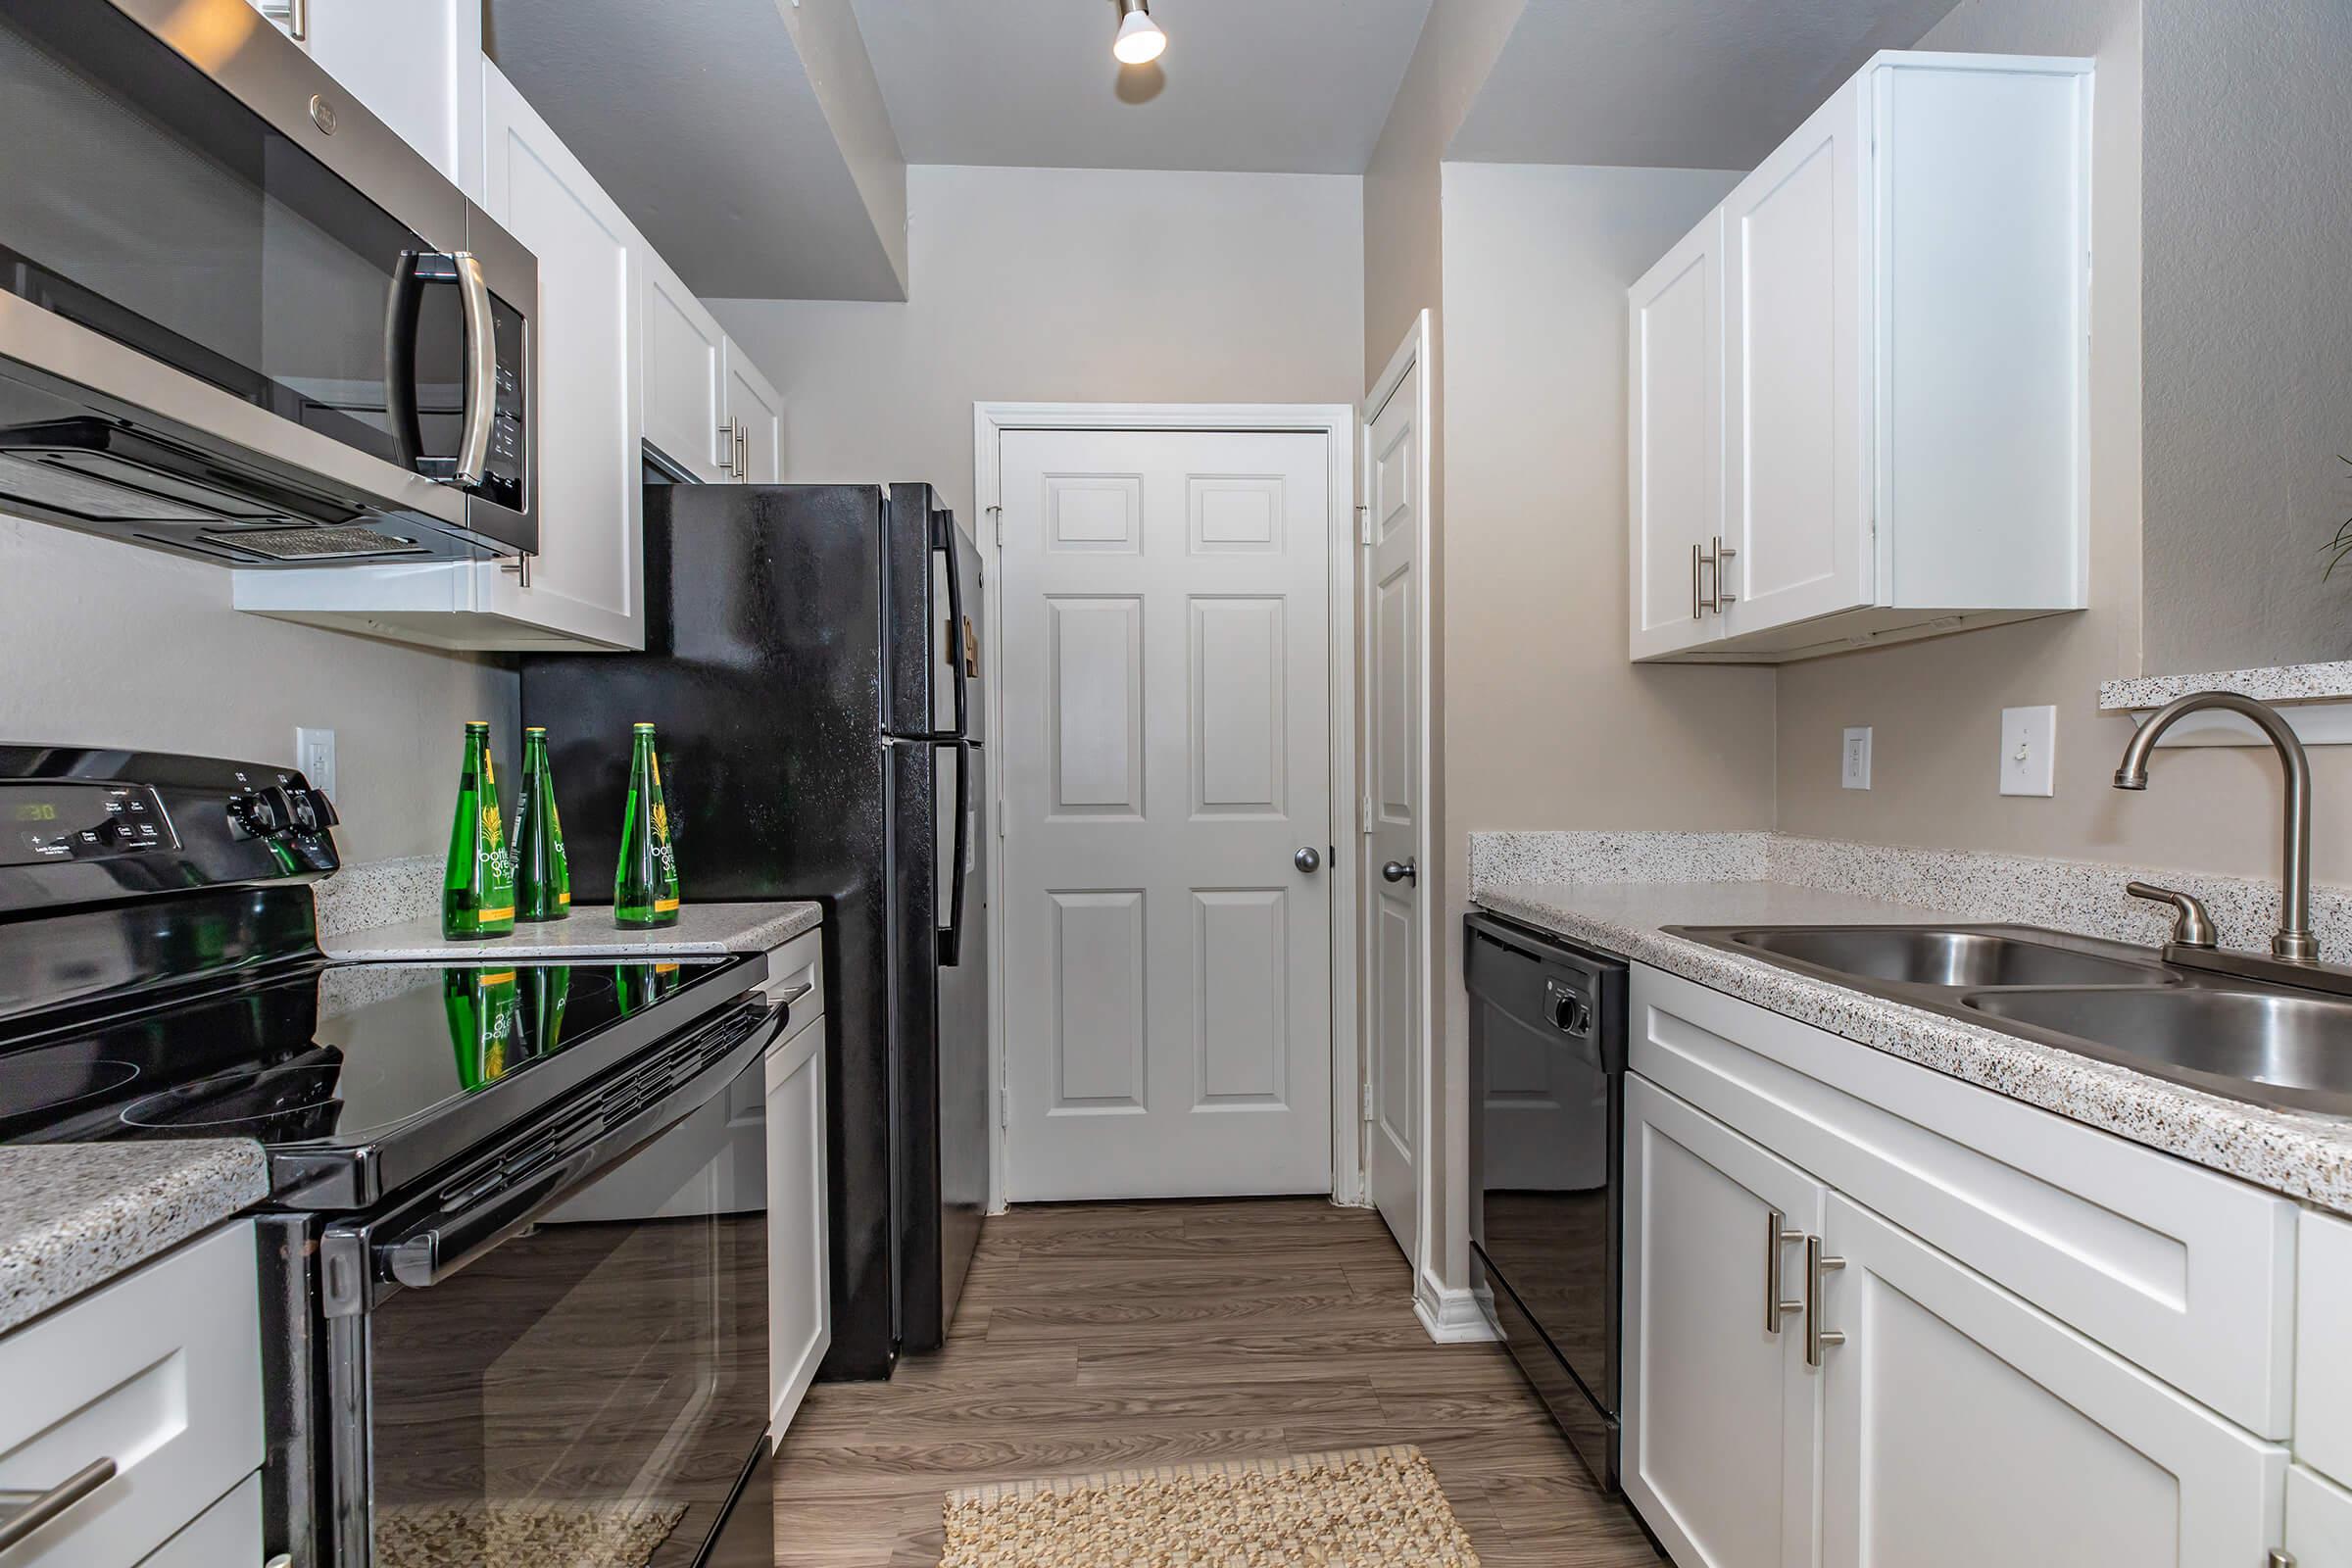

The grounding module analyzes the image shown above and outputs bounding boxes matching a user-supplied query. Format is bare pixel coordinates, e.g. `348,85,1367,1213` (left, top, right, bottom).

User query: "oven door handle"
371,1001,783,1293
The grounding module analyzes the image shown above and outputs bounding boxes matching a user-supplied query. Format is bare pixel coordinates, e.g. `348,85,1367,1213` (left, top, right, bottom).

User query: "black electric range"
0,747,787,1568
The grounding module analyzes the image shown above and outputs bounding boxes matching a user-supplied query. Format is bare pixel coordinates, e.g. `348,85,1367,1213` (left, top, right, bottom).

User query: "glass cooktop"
0,956,734,1150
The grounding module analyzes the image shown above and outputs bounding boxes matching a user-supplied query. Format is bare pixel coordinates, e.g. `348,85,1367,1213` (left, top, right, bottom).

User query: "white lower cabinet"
1817,1194,2283,1567
1623,959,2308,1568
2289,1464,2352,1566
761,926,830,1441
1624,1075,1822,1568
0,1222,263,1568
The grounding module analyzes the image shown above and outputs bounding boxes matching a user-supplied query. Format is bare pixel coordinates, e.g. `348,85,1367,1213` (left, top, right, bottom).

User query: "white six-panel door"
1363,350,1424,1263
999,428,1333,1200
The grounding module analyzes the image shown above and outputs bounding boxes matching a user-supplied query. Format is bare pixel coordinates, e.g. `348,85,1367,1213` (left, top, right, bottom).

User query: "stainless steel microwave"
0,0,536,566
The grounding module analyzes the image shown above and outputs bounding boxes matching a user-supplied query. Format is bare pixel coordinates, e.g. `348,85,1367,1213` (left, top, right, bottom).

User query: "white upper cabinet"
248,0,484,197
643,251,729,483
1628,214,1727,660
724,340,785,484
238,65,648,651
1631,51,2092,663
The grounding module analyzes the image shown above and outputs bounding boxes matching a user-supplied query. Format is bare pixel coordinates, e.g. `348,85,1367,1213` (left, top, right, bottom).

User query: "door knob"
1381,858,1417,885
1294,846,1322,873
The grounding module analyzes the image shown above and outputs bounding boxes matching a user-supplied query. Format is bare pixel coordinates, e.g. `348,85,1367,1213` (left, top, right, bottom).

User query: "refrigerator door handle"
936,513,970,741
939,739,971,966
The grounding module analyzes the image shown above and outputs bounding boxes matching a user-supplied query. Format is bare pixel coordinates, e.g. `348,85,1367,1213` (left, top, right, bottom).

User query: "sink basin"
1963,988,2352,1117
1721,927,2176,990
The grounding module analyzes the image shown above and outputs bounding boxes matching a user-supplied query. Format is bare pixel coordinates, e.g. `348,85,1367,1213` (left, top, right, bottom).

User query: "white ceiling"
1449,0,1964,170
486,0,906,300
848,0,1438,174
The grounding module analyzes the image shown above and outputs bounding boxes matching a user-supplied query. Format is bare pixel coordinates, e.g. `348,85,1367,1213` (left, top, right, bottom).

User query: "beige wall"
2140,0,2352,674
710,163,1366,520
1428,161,1772,1289
1766,0,2352,883
0,514,514,863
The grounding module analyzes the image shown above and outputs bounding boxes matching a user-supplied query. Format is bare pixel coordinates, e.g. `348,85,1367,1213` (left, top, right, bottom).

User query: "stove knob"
290,786,340,832
224,793,259,841
226,786,297,840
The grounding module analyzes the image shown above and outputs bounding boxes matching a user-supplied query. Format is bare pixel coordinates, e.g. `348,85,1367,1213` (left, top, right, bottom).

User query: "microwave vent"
216,525,428,561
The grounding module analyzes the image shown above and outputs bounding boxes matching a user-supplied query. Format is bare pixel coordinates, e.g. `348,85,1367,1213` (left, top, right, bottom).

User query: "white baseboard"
1413,1282,1498,1345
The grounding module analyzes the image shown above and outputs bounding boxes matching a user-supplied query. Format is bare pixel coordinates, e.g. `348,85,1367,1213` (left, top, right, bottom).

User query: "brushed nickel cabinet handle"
717,418,737,473
1765,1208,1803,1333
1805,1232,1846,1367
0,1457,118,1550
1697,535,1740,614
1691,542,1702,620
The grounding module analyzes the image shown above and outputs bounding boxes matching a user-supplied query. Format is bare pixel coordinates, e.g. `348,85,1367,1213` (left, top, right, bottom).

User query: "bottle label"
654,897,680,913
476,906,515,923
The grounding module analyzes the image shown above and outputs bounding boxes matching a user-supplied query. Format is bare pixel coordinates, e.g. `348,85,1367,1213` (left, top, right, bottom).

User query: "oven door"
0,0,534,564
322,1002,778,1568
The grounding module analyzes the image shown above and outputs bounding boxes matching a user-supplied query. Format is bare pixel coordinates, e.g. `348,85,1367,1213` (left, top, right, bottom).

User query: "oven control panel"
2,782,178,866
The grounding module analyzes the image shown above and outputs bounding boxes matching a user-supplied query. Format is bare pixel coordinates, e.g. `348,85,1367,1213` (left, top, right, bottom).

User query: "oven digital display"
0,783,176,866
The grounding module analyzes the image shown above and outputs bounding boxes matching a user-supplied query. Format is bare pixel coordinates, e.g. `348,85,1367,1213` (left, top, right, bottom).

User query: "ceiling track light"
1113,0,1166,66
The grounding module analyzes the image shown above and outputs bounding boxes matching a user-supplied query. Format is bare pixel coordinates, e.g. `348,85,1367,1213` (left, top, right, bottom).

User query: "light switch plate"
296,726,337,804
1841,726,1872,790
1999,706,2056,797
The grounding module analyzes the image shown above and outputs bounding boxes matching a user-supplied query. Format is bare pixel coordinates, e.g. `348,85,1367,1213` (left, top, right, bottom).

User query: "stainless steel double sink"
1663,923,2352,1119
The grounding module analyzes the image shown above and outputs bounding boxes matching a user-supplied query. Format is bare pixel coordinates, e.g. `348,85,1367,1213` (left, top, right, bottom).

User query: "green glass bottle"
512,727,571,922
442,721,515,940
444,966,521,1090
613,722,680,928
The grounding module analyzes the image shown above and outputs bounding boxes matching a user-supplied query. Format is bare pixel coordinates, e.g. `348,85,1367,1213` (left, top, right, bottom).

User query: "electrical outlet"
296,726,337,804
1841,726,1873,790
1999,706,2056,797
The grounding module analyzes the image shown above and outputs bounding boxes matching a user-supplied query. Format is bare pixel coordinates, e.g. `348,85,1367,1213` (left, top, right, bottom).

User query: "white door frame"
974,401,1363,1214
1359,316,1446,1335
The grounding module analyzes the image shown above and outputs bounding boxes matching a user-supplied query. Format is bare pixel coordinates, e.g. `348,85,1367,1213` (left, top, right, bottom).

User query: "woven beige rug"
375,1496,687,1568
941,1445,1481,1567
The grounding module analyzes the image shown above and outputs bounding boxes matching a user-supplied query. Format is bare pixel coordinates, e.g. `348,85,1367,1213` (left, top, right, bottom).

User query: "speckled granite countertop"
321,901,822,961
0,1142,269,1335
1475,879,2352,1216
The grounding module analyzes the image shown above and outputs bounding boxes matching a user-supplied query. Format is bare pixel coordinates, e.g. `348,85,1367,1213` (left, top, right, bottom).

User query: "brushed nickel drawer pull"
1765,1208,1803,1333
1806,1232,1846,1367
0,1457,118,1550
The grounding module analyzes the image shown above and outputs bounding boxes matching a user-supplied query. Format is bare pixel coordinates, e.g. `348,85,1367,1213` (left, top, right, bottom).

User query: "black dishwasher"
1465,910,1629,1490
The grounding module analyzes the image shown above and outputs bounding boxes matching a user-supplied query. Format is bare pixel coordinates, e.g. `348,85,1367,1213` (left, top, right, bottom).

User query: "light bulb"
1113,5,1165,65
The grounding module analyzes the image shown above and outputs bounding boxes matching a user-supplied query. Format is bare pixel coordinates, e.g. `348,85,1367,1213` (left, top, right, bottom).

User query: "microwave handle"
381,251,429,470
450,252,498,487
382,250,496,486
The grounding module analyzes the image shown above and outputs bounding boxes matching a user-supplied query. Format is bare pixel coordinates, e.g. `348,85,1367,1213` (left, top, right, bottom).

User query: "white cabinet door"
765,1008,830,1439
478,64,645,649
1623,1075,1823,1568
1819,1194,2285,1568
724,340,783,484
643,251,729,483
287,0,484,196
2289,1464,2352,1568
1627,213,1726,659
1721,75,1872,637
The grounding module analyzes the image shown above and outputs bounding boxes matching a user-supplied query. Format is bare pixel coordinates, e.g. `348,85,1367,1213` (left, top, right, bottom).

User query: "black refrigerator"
521,481,988,1380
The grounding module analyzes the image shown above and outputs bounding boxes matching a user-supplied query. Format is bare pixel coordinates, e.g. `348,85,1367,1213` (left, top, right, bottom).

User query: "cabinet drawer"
2290,1463,2352,1567
136,1472,259,1568
767,1020,830,1438
760,927,824,1027
0,1222,263,1568
1630,964,2295,1435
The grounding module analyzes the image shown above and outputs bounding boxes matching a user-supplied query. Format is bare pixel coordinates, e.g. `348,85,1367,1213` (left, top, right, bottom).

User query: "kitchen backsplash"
1469,829,2352,958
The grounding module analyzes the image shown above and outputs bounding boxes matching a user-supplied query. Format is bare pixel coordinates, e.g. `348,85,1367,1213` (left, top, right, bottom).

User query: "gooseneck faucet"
2113,691,2315,962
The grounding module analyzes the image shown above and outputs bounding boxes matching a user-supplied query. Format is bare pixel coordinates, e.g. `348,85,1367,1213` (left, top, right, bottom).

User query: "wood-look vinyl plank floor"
768,1198,1659,1565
